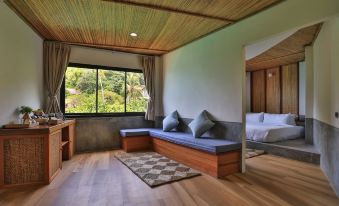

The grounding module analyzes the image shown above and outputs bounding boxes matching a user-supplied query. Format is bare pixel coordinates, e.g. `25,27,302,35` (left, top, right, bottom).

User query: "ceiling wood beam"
168,0,284,53
58,41,167,56
103,0,234,23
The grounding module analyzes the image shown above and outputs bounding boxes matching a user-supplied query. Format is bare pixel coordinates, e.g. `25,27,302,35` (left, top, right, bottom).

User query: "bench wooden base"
121,136,152,152
121,136,241,178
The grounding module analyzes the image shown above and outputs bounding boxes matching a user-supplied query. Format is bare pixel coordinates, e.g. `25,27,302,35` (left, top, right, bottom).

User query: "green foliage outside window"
126,72,148,112
65,66,148,114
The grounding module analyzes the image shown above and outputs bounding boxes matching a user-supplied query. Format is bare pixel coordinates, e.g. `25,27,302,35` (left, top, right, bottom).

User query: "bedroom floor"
0,151,338,206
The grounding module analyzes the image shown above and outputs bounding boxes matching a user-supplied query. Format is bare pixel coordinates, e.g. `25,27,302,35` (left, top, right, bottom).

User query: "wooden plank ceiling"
246,23,322,71
6,0,281,55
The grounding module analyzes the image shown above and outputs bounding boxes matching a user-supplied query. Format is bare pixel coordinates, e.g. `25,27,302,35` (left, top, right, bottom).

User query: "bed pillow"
189,110,215,138
246,113,264,123
263,113,290,125
163,110,179,132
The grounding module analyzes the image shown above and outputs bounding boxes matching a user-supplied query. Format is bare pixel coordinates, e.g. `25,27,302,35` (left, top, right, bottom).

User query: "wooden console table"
0,120,76,188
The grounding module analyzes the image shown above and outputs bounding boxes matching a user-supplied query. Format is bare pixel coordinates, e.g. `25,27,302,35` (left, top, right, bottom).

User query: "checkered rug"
115,152,200,187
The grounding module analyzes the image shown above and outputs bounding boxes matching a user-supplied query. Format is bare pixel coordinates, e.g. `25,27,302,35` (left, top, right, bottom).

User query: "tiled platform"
247,138,320,164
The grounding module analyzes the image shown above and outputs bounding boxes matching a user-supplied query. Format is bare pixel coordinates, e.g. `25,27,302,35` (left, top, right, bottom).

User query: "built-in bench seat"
120,128,241,154
120,128,242,177
120,128,151,137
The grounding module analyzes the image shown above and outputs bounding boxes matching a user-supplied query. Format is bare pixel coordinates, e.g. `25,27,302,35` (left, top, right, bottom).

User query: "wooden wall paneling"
251,70,266,112
266,67,281,113
282,63,299,114
0,139,4,187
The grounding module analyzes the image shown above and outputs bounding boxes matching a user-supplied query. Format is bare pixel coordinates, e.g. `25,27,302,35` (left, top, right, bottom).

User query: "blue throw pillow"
189,110,215,138
163,111,179,132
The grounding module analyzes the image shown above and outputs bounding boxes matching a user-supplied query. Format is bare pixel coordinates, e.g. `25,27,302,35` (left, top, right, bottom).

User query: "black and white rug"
115,151,200,187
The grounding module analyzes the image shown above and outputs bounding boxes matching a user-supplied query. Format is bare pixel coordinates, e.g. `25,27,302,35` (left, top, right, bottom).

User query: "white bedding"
246,122,304,143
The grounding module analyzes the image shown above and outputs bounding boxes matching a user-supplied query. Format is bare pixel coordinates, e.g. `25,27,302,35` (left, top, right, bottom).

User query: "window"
126,72,148,112
61,63,148,116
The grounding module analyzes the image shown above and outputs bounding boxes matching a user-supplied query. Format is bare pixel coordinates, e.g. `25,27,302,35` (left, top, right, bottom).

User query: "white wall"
0,2,43,126
305,46,314,118
313,16,339,128
245,28,297,60
163,0,339,122
299,61,306,116
70,46,143,70
246,72,251,112
69,46,163,116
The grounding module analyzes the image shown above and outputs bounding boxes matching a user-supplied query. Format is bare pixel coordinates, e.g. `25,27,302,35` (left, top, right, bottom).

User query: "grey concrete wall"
76,115,242,153
75,116,154,153
312,118,339,196
155,116,242,143
305,118,314,144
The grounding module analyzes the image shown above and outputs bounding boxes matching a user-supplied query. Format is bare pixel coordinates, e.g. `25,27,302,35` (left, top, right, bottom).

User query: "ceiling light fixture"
130,32,137,37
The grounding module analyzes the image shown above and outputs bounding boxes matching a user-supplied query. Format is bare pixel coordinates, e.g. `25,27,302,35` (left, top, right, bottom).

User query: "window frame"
60,63,146,118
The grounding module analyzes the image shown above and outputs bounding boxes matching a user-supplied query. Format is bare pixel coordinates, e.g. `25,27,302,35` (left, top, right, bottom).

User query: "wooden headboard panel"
281,64,298,114
250,63,299,115
251,70,265,113
266,67,281,113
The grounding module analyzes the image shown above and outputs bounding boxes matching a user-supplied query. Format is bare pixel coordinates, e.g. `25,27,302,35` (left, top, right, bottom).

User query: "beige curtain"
140,56,156,120
44,41,71,113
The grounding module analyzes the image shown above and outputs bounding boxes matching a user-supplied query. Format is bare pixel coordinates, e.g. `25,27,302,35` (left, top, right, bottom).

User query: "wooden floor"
1,151,338,206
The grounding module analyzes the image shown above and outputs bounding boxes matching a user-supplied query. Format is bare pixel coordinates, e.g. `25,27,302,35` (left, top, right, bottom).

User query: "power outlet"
335,112,339,119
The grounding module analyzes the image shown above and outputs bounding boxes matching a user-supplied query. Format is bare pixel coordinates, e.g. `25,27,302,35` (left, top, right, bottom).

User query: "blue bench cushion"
149,129,241,154
120,128,241,154
120,128,150,137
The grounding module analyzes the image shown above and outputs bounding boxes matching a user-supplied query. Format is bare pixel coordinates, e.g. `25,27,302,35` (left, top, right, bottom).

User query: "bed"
246,113,304,143
246,122,304,142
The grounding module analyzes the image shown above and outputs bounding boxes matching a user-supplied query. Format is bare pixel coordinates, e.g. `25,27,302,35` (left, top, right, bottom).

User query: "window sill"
64,112,146,118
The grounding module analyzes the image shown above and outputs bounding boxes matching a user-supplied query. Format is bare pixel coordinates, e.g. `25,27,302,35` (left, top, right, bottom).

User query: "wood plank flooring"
0,151,338,206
